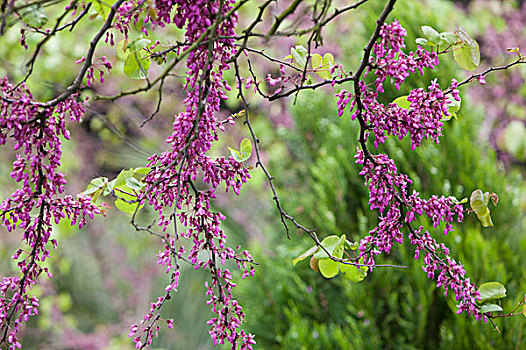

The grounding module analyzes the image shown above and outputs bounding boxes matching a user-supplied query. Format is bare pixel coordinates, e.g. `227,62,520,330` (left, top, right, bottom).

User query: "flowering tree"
0,0,525,349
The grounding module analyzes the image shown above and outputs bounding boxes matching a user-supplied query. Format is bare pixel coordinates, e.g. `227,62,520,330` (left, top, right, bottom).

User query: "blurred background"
0,0,525,349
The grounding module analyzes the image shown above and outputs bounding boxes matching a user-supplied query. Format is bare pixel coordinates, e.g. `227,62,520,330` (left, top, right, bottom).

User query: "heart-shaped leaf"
421,26,442,46
312,53,334,80
313,234,345,259
440,32,458,45
340,262,368,282
480,304,503,313
82,177,109,202
114,185,143,213
21,5,48,28
291,46,307,67
478,282,507,303
453,41,480,71
229,138,252,162
318,258,339,278
124,51,151,79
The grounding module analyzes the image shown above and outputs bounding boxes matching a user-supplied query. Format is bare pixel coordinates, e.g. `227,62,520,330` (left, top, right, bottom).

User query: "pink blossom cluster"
368,20,439,92
336,89,353,117
335,22,459,149
354,150,412,214
408,227,483,321
114,0,152,37
344,21,460,149
354,150,410,259
84,56,113,87
338,21,462,149
126,1,256,349
265,65,289,95
355,147,480,318
0,79,101,349
358,78,458,149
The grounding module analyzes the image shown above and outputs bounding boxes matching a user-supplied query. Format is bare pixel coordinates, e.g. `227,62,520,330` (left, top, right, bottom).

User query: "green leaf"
117,36,151,62
103,179,116,196
321,53,335,80
453,41,480,71
134,167,151,176
440,32,458,45
313,234,345,259
311,53,322,70
478,282,507,303
82,177,108,202
392,95,411,109
480,304,503,313
292,245,319,266
452,27,480,71
448,196,468,205
240,138,252,155
442,96,461,121
114,169,135,188
82,177,108,195
522,304,526,318
291,46,307,67
455,26,474,46
116,39,130,61
125,176,143,191
415,38,428,46
311,53,334,80
91,0,114,18
21,5,48,28
318,258,339,278
228,147,243,161
128,36,151,52
229,138,252,162
345,240,359,250
114,185,143,214
123,51,151,79
470,189,493,227
421,26,442,46
295,45,308,55
323,53,335,66
340,262,368,282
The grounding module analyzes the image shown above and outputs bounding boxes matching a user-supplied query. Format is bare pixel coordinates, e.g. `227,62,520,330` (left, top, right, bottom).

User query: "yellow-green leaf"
318,258,339,278
124,51,151,79
340,262,367,282
470,189,493,227
114,185,143,213
478,282,507,303
453,41,480,71
313,234,345,259
292,245,319,266
311,53,322,70
392,95,411,109
480,304,503,313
